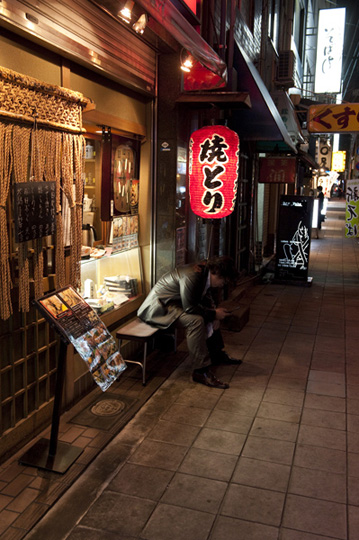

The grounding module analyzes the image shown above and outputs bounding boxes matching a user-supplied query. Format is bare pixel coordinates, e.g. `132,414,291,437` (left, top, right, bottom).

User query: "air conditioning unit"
275,50,295,88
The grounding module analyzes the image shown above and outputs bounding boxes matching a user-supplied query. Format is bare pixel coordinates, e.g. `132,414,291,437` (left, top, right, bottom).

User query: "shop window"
79,128,143,320
83,135,103,247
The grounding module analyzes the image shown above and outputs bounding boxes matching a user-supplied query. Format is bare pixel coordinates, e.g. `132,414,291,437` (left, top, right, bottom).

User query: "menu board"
35,286,126,391
275,195,313,282
112,215,139,253
13,181,56,243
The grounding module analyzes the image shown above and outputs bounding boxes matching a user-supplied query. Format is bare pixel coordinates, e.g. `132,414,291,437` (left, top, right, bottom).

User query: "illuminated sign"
275,196,313,282
317,139,332,170
308,103,359,133
345,180,359,238
189,125,239,218
332,151,346,172
314,8,346,94
259,157,296,183
183,0,196,14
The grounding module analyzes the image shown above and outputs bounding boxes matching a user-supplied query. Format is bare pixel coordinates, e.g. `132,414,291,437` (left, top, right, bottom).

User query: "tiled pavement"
2,199,359,540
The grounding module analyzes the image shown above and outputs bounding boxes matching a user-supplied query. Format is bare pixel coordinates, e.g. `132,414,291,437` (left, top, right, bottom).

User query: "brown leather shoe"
192,370,229,389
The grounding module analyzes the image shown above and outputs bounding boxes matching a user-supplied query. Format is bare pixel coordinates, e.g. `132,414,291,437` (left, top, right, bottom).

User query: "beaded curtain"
0,67,89,320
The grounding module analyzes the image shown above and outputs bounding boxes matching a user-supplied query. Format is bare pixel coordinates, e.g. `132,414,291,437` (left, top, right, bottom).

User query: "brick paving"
2,199,359,540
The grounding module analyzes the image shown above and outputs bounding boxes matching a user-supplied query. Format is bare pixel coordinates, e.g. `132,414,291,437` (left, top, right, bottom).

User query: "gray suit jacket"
137,263,217,329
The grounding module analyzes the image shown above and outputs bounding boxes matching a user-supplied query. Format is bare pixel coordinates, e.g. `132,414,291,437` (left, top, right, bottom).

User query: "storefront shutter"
0,0,156,95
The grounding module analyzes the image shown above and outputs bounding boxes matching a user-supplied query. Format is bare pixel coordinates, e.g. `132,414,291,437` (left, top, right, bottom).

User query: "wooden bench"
116,318,176,385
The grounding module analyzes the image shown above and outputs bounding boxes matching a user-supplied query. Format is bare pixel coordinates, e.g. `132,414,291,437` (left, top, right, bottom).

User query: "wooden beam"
176,92,251,108
83,109,146,138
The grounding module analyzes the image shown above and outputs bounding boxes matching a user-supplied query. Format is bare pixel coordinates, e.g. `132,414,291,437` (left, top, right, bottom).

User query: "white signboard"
314,8,346,94
317,139,332,171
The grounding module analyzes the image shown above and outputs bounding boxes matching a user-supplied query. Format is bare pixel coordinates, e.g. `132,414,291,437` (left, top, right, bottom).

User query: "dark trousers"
206,329,224,359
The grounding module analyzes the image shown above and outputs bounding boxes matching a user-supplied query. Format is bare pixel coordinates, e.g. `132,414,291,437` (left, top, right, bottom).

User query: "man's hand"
215,307,230,320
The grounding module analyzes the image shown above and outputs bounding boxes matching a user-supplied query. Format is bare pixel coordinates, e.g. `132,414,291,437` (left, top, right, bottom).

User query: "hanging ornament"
189,125,239,218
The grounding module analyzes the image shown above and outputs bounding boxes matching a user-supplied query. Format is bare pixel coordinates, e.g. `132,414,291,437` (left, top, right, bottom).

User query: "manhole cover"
90,399,126,417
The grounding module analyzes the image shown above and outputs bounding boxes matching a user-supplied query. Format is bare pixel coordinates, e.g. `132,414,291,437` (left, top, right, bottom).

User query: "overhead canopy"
136,0,227,89
271,90,305,146
228,43,297,152
298,149,321,169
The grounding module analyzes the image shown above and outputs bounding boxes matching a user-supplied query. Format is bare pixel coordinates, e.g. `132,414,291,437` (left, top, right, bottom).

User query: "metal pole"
48,339,67,457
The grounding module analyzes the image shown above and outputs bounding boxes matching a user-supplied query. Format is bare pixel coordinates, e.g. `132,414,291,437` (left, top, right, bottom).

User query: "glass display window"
83,135,103,246
80,247,143,316
80,128,144,322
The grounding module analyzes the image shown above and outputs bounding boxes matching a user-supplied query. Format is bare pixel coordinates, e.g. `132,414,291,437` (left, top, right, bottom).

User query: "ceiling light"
180,50,193,72
118,1,134,24
133,13,148,34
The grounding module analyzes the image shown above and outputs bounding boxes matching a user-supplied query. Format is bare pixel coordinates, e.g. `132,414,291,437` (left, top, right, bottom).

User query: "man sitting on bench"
137,256,241,389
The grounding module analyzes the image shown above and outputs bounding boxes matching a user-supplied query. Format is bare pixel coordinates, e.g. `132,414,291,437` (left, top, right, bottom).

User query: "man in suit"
137,256,241,389
317,185,325,231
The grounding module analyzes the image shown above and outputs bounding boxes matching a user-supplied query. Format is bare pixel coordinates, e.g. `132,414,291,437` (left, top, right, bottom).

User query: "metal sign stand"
19,339,83,474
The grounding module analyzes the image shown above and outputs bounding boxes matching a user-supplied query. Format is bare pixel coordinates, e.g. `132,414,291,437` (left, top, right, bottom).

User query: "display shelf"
80,246,143,323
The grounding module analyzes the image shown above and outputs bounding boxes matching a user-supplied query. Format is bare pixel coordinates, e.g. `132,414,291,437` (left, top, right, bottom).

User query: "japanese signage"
35,286,126,391
345,180,359,238
314,8,346,94
308,104,359,133
13,181,56,243
189,125,239,218
332,151,346,172
317,139,332,171
259,157,296,184
275,196,313,282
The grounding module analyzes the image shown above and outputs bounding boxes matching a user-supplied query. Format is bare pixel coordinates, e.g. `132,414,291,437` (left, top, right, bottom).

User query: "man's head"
318,186,323,192
207,256,239,288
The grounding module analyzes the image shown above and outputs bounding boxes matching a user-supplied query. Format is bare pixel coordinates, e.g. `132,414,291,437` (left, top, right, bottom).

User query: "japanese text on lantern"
345,180,359,238
189,125,239,219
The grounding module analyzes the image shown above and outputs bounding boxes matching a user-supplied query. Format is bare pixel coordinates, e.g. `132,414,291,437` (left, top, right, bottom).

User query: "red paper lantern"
189,125,239,219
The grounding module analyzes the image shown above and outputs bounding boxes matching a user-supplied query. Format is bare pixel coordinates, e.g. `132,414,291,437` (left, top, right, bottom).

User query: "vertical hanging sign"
189,125,239,218
345,179,359,238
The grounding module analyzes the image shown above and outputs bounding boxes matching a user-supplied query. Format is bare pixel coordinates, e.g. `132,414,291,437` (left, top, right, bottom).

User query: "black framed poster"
275,195,313,282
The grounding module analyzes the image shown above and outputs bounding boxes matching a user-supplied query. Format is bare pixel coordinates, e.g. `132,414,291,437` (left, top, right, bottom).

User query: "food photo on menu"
36,286,127,391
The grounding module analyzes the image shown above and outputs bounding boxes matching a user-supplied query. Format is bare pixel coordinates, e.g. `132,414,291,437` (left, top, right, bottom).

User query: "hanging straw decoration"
12,124,32,312
31,126,47,299
0,123,13,320
61,133,77,286
0,66,91,318
73,134,86,288
43,130,64,289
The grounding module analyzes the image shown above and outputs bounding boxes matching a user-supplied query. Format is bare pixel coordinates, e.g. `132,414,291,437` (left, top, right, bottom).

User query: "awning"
228,43,297,152
136,0,227,89
298,149,321,169
270,90,305,146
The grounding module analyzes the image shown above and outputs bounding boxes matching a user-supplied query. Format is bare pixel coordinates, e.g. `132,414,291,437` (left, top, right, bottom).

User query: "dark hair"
207,256,239,284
